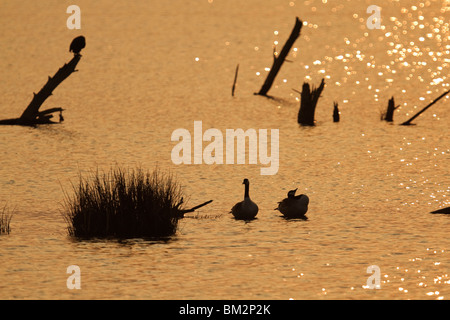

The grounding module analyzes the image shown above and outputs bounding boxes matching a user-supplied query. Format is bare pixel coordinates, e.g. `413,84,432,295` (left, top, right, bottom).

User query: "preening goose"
430,206,450,214
276,188,309,218
230,179,258,220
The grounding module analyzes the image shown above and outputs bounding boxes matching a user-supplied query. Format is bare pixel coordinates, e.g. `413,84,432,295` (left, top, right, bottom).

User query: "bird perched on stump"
69,36,86,55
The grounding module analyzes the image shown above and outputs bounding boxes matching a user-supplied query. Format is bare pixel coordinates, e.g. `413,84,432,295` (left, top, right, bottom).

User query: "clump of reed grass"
63,167,185,239
0,204,13,235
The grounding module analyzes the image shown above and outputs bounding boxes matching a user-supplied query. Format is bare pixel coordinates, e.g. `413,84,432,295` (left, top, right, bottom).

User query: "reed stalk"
0,204,13,235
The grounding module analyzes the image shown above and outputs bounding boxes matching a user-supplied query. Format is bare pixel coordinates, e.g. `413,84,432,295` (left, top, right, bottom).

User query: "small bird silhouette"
69,36,86,55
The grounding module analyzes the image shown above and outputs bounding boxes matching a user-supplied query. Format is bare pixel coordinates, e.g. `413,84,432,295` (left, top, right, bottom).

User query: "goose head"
287,188,298,198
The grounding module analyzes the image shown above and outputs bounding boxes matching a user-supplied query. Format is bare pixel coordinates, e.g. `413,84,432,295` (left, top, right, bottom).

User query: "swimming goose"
430,206,450,214
230,179,259,220
276,188,309,218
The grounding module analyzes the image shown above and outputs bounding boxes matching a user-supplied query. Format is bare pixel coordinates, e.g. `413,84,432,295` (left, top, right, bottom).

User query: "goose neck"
244,182,250,198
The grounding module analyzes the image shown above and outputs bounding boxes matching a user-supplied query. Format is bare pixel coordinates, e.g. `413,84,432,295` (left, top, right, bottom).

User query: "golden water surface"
0,0,449,299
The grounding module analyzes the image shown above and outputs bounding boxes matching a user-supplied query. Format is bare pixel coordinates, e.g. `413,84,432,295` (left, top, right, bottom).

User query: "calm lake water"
0,0,449,299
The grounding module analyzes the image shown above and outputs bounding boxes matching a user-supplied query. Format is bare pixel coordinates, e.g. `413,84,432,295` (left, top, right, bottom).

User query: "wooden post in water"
256,17,303,97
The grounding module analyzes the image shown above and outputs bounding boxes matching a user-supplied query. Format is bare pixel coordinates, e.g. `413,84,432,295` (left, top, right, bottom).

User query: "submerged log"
382,96,400,122
297,79,325,126
401,90,450,126
256,17,303,96
333,102,340,122
0,38,84,126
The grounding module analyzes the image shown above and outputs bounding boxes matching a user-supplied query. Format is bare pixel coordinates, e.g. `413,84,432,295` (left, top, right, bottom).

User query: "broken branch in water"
401,89,450,125
231,64,239,97
19,55,81,124
178,200,214,216
256,17,303,97
0,37,84,126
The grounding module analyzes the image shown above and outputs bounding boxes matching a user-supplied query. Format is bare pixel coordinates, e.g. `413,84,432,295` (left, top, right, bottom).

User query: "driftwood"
231,64,239,97
401,90,450,125
0,54,82,126
256,17,303,96
333,102,340,122
297,79,325,126
382,96,400,122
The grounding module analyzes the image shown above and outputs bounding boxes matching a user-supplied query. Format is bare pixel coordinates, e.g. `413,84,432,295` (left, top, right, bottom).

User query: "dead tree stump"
333,102,340,122
382,96,399,122
297,79,325,126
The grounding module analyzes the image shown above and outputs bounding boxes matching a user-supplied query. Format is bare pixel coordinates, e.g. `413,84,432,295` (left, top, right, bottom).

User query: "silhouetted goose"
276,188,309,218
430,207,450,214
230,179,258,220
